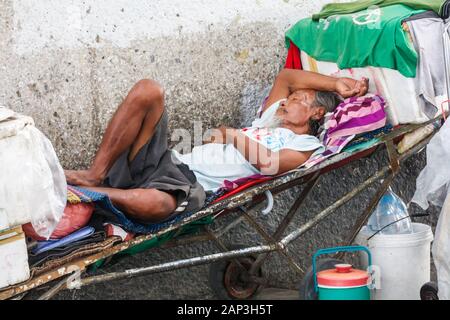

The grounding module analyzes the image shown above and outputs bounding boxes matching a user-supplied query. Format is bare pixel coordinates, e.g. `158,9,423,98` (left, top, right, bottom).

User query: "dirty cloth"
28,231,106,268
28,216,107,267
312,0,444,21
412,118,450,209
286,5,424,77
406,13,446,118
104,109,206,216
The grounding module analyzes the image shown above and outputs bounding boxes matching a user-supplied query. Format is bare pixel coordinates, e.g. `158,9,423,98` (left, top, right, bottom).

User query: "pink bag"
23,202,95,240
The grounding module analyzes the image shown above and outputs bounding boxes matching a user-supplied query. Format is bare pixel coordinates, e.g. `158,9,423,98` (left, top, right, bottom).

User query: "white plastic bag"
411,118,450,210
0,107,66,239
412,119,450,300
432,192,450,300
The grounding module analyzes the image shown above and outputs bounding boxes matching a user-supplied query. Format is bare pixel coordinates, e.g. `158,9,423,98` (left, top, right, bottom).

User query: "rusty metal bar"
250,172,321,274
386,139,400,174
75,244,278,288
37,274,78,300
160,233,214,249
239,208,305,275
274,172,321,240
280,131,435,248
335,173,395,260
203,226,248,272
281,167,390,247
211,215,246,238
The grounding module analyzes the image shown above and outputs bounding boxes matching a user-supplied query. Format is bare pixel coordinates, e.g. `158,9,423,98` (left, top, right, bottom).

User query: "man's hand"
203,126,236,144
335,77,369,98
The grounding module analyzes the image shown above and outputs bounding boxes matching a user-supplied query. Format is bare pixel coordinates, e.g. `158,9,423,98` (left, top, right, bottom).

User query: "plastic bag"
411,118,450,210
23,202,94,241
367,187,413,235
0,108,67,239
432,191,450,300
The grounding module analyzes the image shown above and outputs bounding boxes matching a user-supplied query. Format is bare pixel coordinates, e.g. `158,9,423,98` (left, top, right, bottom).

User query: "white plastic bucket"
355,223,433,300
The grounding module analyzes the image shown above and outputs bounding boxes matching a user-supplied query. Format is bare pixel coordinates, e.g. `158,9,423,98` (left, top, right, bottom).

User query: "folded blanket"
28,230,106,268
67,185,219,234
286,4,425,77
305,94,387,168
31,226,95,255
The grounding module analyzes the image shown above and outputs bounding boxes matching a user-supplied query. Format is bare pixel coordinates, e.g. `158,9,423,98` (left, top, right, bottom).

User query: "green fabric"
312,0,444,21
88,216,214,272
343,138,379,153
285,4,424,78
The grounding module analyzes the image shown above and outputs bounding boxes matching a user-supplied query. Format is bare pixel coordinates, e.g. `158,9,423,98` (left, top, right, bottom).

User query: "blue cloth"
70,186,220,234
32,226,95,255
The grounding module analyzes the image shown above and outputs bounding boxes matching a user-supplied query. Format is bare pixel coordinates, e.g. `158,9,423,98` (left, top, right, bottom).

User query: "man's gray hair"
308,91,341,136
313,91,341,113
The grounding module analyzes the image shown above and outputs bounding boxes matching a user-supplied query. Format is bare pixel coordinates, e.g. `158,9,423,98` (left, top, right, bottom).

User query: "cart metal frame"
2,20,449,300
0,116,441,300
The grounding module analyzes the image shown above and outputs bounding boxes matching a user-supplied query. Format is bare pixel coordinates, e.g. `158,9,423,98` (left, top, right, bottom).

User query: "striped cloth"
66,185,219,234
305,94,386,168
67,185,94,204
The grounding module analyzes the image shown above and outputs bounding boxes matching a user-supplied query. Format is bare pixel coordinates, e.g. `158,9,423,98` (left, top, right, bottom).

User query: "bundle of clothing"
305,94,387,168
285,0,448,121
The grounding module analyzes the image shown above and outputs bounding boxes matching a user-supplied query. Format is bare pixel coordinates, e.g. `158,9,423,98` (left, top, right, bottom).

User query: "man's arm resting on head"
264,69,368,113
222,128,313,175
264,69,338,109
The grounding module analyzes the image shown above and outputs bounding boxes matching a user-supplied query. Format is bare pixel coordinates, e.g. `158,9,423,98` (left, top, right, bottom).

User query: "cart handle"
313,245,372,293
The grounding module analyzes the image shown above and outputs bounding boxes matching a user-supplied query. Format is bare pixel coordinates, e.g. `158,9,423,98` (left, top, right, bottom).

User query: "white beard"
264,115,283,129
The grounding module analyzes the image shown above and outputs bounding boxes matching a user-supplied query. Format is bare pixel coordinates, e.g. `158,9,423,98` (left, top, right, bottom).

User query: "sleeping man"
65,69,368,223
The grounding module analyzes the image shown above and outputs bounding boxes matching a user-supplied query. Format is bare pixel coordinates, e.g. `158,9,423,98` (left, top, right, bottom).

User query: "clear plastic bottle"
367,188,413,235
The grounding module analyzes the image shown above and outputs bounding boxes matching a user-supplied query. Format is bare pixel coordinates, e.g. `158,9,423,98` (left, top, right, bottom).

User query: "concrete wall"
0,0,439,299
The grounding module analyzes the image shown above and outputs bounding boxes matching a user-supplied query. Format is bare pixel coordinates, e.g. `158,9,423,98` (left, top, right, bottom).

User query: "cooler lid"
317,264,369,287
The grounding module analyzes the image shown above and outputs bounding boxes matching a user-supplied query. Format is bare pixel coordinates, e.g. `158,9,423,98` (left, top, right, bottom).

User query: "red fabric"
284,41,302,70
23,203,95,241
212,177,272,204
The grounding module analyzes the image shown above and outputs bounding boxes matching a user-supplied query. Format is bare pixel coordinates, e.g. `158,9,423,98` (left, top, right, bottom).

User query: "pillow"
23,202,95,241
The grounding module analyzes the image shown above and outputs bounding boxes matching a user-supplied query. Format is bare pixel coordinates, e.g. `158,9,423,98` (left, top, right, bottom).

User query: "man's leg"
85,186,177,222
65,79,165,186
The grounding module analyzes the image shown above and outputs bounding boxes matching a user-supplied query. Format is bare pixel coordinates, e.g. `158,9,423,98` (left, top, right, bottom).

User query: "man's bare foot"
64,170,103,187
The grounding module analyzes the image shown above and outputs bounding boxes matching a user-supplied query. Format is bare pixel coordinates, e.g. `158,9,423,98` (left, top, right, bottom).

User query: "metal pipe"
212,215,246,238
239,208,305,275
336,173,395,260
250,173,321,274
280,165,389,247
280,132,435,247
76,244,277,288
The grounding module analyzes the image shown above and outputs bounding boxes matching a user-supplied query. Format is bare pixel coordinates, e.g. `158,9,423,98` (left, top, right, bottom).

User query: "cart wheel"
208,245,263,300
298,258,344,300
420,282,439,300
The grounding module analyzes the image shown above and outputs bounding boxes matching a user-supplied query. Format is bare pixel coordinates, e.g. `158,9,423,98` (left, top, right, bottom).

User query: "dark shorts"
103,110,206,216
